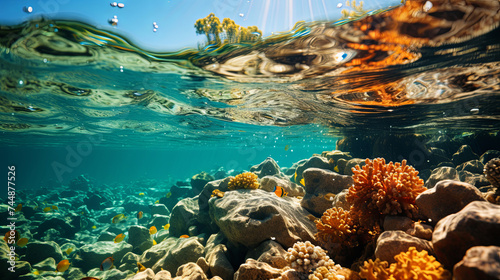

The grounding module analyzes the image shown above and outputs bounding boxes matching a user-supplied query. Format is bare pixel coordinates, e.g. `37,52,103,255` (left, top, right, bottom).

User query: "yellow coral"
347,158,426,219
309,266,343,280
359,247,451,280
228,172,259,190
315,207,357,247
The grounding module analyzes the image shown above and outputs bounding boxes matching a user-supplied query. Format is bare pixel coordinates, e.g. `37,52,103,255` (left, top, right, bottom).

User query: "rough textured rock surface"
300,168,353,216
209,189,316,248
453,246,500,280
433,201,500,269
133,268,156,280
424,167,460,188
343,158,366,176
25,241,64,264
250,157,283,178
245,240,288,269
294,156,333,182
77,241,132,272
173,262,208,280
375,230,434,263
0,241,31,280
452,145,479,165
260,175,305,197
416,180,486,224
233,258,282,280
457,160,484,174
206,244,234,280
152,238,205,275
139,237,178,268
170,196,200,237
383,216,414,232
198,178,231,231
331,189,350,210
128,225,154,254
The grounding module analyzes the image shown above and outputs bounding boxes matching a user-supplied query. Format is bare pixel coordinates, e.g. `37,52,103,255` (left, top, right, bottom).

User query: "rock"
170,196,200,237
453,246,500,280
173,262,208,280
97,231,116,242
77,241,132,272
34,217,77,240
459,171,491,188
198,178,231,231
406,222,433,241
300,168,353,216
152,204,171,216
424,167,460,188
139,237,177,268
383,216,414,232
133,268,156,280
96,206,126,224
437,161,455,168
33,257,56,271
0,240,31,280
321,150,353,163
85,268,129,280
154,270,173,280
375,231,433,263
149,214,170,231
119,251,140,271
336,158,348,175
25,241,63,264
259,176,305,197
343,158,366,176
206,244,234,280
245,240,287,269
209,189,317,248
428,147,451,165
452,145,479,166
152,238,205,275
294,156,332,183
197,257,210,274
233,258,282,280
480,150,500,165
128,225,154,254
84,193,109,211
416,180,486,224
457,160,484,174
191,172,215,195
331,189,350,210
432,201,500,269
204,232,228,258
69,174,92,191
250,157,282,178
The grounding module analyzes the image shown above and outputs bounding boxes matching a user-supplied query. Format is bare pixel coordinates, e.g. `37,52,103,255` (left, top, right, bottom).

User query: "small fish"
81,278,100,280
15,203,22,212
163,224,170,230
43,207,52,212
52,205,59,211
166,192,172,198
149,226,157,235
324,193,336,201
137,211,143,220
56,259,71,272
33,269,40,275
114,233,126,243
294,172,297,181
139,192,145,196
299,178,305,186
112,214,127,224
179,235,189,238
273,186,288,197
65,247,74,255
152,239,157,245
137,262,146,272
155,200,159,204
17,237,29,247
92,225,97,229
4,230,20,243
334,165,339,172
284,144,290,151
100,256,114,271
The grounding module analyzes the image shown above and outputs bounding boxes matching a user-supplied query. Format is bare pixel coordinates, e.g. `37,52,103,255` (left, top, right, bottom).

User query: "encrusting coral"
228,172,260,190
359,247,451,280
315,207,357,248
347,158,426,220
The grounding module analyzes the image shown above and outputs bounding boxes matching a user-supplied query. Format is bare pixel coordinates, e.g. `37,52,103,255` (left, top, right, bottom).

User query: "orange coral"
315,207,357,247
347,158,426,219
359,259,391,280
228,172,259,190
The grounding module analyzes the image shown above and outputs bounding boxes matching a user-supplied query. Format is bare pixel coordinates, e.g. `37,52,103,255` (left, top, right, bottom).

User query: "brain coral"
359,247,451,280
228,172,259,190
347,158,426,219
315,207,357,247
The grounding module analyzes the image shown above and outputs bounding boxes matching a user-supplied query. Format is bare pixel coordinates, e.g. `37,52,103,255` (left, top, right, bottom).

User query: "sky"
0,0,400,51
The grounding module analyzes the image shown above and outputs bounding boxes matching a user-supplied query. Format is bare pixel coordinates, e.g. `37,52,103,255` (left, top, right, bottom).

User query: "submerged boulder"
77,241,132,272
209,189,316,248
250,157,282,178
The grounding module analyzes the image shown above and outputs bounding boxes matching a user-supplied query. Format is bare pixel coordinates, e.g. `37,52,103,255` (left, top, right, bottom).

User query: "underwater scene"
1,0,500,279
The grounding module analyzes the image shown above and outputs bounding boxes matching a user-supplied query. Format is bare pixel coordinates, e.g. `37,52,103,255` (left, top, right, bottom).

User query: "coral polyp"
347,158,426,219
228,172,260,190
315,207,357,247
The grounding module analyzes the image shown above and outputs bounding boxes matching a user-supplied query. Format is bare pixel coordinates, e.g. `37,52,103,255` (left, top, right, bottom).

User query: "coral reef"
347,158,426,220
228,172,260,190
484,158,500,204
359,247,451,280
315,207,357,247
284,241,337,274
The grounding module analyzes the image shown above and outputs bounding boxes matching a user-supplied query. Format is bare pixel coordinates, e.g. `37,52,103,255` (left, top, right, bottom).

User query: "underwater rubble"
1,134,500,280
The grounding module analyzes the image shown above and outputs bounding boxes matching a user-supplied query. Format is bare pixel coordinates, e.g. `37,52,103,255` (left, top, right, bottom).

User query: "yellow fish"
284,144,290,151
179,235,189,238
112,214,127,224
163,224,170,230
114,233,126,243
149,226,157,235
17,237,29,247
137,211,143,220
334,165,339,172
137,262,146,272
166,192,172,198
294,172,297,181
92,225,97,229
33,269,40,275
52,205,58,211
100,256,114,271
56,259,71,272
155,200,159,204
299,178,305,186
139,192,145,196
65,247,74,255
43,207,52,212
15,203,22,212
152,240,157,245
273,186,288,197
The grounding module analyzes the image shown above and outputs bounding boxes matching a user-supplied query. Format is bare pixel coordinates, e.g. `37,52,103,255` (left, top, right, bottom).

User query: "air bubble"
23,6,33,13
43,58,48,63
110,2,117,7
337,3,343,8
239,13,244,17
117,3,124,8
423,1,433,12
119,65,124,72
109,15,118,26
